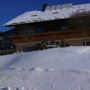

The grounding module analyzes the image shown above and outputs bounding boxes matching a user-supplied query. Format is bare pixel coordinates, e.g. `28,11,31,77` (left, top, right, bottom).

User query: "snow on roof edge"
4,3,90,26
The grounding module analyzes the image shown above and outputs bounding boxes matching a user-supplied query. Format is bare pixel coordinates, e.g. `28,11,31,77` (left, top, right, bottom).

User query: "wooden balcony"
10,29,90,44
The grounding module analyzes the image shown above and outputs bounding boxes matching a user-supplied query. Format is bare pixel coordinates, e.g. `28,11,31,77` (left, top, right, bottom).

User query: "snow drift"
0,46,90,90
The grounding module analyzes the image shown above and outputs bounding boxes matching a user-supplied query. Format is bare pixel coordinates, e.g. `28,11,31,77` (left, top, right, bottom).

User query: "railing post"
84,31,87,46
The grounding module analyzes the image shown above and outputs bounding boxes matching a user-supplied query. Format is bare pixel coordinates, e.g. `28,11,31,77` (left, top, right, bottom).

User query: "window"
83,42,90,46
60,26,68,30
35,28,44,33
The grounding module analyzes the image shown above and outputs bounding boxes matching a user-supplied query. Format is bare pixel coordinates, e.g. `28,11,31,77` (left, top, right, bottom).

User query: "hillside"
0,46,90,90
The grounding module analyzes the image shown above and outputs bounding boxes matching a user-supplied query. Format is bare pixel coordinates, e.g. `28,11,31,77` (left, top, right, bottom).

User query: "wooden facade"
11,28,90,43
3,12,90,52
4,17,88,52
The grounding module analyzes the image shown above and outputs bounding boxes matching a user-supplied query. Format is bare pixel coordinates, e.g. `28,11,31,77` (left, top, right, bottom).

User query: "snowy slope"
0,47,90,90
4,3,90,26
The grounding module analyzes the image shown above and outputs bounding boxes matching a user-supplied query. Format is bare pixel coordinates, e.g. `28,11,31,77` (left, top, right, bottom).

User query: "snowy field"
0,46,90,90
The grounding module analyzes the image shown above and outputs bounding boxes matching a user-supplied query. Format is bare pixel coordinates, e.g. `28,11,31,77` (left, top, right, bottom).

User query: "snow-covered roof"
4,3,90,26
45,3,73,11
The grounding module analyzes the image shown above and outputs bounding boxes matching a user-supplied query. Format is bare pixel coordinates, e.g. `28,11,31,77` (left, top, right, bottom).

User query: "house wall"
10,28,90,52
7,19,90,52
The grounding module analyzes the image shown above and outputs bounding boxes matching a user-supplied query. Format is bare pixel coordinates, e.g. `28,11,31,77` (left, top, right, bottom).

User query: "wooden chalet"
3,3,90,52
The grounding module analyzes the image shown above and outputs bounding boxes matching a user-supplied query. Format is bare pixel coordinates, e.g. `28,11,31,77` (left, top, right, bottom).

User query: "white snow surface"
4,3,90,26
0,46,90,90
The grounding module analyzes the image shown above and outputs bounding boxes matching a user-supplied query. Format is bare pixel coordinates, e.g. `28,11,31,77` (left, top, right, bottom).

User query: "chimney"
42,4,48,11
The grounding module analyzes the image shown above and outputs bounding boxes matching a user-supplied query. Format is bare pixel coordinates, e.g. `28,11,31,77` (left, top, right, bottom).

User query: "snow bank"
0,46,90,90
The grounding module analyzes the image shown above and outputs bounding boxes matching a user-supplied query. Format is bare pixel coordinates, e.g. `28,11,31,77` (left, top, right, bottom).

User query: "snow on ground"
0,46,90,90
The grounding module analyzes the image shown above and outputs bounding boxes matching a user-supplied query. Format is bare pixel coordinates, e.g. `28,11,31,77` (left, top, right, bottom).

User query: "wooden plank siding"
10,29,90,44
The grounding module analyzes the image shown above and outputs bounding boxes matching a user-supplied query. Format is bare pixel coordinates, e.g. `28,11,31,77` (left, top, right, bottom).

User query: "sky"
0,0,90,32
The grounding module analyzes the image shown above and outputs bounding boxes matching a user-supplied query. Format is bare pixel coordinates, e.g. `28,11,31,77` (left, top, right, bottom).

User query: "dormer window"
31,15,38,17
52,12,59,14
